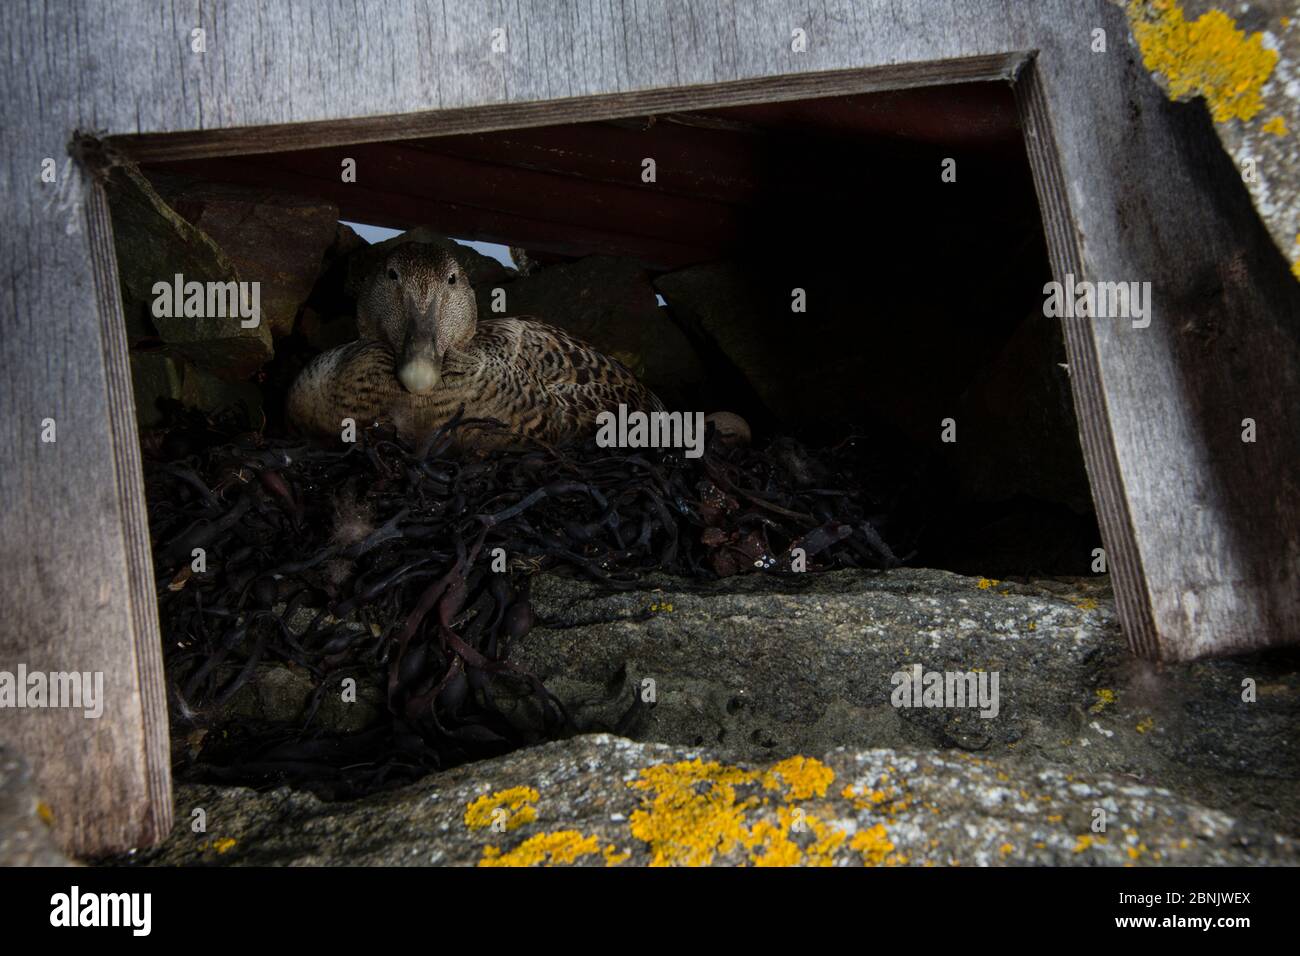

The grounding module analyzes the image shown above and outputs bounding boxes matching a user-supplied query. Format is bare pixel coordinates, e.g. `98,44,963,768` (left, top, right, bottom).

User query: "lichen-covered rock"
1117,0,1300,279
0,745,76,867
499,568,1300,839
122,734,1297,866
183,567,1300,846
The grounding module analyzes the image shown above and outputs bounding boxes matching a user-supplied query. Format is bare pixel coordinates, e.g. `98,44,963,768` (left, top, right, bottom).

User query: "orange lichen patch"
850,823,906,866
976,577,1001,590
603,845,632,866
627,759,761,866
478,830,603,867
748,807,848,867
464,786,540,832
1261,116,1288,136
762,755,835,800
803,813,848,866
1073,834,1108,854
1127,1,1278,124
842,778,911,816
1090,688,1117,713
625,755,885,866
35,801,53,825
197,837,238,854
748,819,803,867
999,842,1014,857
1127,843,1150,860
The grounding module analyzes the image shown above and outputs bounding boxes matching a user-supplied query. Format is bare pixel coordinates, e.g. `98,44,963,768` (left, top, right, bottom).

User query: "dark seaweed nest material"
143,405,908,797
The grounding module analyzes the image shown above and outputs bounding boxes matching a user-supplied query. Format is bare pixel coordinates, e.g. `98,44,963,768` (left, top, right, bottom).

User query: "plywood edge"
1013,58,1160,659
114,53,1030,163
82,174,173,852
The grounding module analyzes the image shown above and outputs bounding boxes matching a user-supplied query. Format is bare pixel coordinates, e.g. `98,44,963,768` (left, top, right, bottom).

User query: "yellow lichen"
464,786,540,832
1073,597,1100,612
1135,716,1156,734
1072,834,1108,854
627,759,760,866
761,755,835,800
850,823,905,866
35,801,53,825
1127,842,1150,860
1090,688,1117,713
621,755,921,866
1261,116,1288,136
976,577,1000,590
197,837,237,854
1127,1,1278,124
478,830,603,867
603,845,631,866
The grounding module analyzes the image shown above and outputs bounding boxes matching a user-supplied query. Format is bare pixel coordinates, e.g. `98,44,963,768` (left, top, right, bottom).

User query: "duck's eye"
387,268,399,281
448,274,457,285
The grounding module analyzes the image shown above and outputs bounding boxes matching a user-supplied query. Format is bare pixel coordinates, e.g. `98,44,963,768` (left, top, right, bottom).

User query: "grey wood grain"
2,0,1296,854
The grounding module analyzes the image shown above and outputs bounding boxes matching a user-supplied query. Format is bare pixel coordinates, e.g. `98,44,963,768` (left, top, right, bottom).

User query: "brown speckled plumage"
288,243,664,446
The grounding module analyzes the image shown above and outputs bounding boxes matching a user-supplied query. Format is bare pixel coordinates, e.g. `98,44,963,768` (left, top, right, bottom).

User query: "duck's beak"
397,349,441,395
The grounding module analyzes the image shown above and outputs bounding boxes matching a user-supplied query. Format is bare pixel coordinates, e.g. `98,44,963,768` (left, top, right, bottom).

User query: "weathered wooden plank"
0,32,173,856
3,0,1297,858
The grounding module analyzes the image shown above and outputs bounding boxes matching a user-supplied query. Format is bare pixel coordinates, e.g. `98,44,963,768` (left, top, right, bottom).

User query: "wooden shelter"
1,0,1297,858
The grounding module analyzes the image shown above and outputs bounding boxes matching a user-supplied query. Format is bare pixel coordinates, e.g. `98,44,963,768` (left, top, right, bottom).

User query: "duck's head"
357,243,477,395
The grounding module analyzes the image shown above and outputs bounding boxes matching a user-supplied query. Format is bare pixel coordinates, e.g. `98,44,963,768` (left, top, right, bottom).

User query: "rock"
181,567,1300,845
0,745,76,866
487,256,709,410
301,223,367,348
156,177,341,338
654,260,895,434
128,351,183,428
1117,0,1300,279
509,246,539,276
122,733,1296,866
500,569,1300,844
180,364,263,426
106,164,272,376
215,662,383,734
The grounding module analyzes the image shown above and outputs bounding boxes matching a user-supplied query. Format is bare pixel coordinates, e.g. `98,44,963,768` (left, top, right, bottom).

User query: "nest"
143,405,906,796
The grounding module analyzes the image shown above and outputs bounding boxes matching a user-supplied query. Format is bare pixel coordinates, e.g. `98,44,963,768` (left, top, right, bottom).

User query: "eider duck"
288,242,666,447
